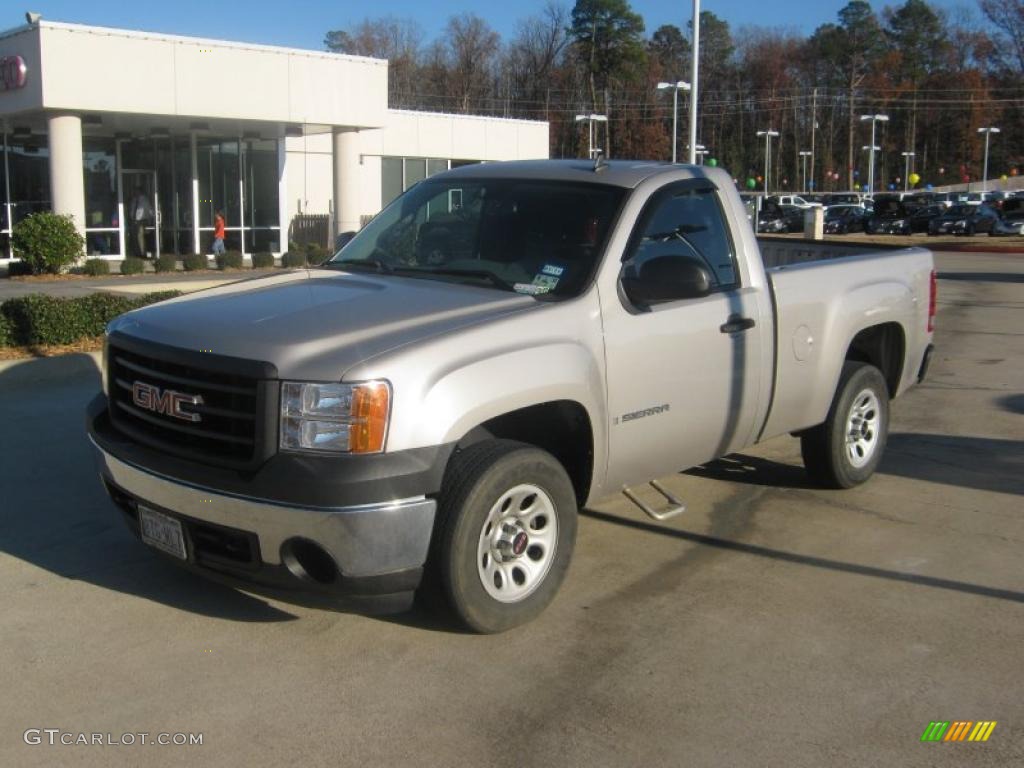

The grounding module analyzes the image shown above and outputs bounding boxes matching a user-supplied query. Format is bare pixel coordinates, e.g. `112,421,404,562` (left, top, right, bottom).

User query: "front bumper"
88,397,443,603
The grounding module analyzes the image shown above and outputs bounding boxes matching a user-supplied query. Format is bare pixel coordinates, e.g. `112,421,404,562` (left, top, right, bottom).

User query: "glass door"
121,170,160,259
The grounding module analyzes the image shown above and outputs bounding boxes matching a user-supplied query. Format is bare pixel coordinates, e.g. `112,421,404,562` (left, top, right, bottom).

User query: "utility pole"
688,0,700,164
810,87,817,193
901,151,915,192
977,127,1000,191
757,130,779,194
799,151,812,193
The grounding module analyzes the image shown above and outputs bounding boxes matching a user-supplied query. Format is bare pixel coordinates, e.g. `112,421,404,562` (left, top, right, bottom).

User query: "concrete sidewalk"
0,269,280,301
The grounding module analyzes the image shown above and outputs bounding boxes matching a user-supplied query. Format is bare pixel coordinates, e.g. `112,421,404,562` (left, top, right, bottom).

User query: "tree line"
325,0,1024,193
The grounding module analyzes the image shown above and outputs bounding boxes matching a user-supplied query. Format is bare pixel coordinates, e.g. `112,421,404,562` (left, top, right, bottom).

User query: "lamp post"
756,130,779,194
977,126,1000,191
859,114,889,193
694,145,710,165
799,150,812,193
656,81,691,163
574,114,608,159
901,151,915,192
688,0,700,164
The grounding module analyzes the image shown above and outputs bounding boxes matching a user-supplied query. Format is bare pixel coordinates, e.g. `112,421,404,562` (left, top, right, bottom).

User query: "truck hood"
108,269,538,381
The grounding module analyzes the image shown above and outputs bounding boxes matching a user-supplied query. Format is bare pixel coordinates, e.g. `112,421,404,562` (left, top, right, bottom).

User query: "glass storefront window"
83,137,119,256
243,138,280,253
427,158,448,177
404,158,426,188
7,133,50,226
382,157,403,208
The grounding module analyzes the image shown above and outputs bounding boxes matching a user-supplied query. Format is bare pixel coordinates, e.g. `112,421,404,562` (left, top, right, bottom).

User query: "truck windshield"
326,179,625,298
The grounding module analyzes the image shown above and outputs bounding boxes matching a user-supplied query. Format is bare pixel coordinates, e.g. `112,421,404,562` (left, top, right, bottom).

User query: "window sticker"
540,263,565,277
513,282,552,295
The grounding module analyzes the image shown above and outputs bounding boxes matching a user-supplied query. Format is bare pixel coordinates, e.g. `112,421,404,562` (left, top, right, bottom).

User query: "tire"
801,362,890,489
434,440,577,633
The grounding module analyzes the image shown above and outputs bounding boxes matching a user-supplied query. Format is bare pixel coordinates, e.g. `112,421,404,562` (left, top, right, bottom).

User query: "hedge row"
0,291,182,347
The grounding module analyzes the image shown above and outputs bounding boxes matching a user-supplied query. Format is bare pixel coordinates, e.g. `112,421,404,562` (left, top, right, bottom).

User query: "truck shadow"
579,507,1024,605
687,433,1023,497
0,354,297,623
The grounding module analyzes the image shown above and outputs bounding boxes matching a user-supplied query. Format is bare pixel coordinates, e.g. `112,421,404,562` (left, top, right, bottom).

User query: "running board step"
622,480,686,521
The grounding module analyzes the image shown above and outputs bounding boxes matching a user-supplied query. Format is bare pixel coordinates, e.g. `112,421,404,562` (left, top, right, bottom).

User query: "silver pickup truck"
87,160,936,632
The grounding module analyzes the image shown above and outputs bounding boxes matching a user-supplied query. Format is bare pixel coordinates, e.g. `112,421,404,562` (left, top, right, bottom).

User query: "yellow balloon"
908,173,921,186
1001,174,1008,181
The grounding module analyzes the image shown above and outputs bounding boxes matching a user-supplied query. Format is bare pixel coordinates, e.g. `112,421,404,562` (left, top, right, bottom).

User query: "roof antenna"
593,149,607,173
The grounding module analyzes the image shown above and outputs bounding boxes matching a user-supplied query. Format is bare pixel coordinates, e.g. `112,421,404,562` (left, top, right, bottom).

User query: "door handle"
720,315,756,334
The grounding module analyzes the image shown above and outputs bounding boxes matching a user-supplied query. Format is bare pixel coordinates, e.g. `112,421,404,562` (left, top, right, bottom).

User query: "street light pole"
859,114,889,193
977,127,1000,191
799,150,812,193
656,81,691,163
757,130,779,194
575,113,608,159
694,145,709,165
688,0,700,165
901,151,915,192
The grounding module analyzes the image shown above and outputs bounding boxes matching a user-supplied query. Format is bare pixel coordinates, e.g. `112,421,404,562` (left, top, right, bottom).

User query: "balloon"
925,183,934,190
862,184,870,192
909,172,920,186
888,183,896,191
1001,174,1008,182
939,167,945,175
745,178,757,189
1011,168,1019,177
962,174,970,183
756,175,763,182
707,158,718,167
853,170,860,178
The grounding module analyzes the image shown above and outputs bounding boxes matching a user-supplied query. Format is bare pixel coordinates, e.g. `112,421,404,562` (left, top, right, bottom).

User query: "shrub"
155,254,179,273
6,260,34,277
83,258,111,277
281,250,307,268
120,258,146,275
0,313,12,347
251,251,275,269
0,291,183,347
216,250,244,270
305,242,328,265
183,254,208,271
11,212,85,275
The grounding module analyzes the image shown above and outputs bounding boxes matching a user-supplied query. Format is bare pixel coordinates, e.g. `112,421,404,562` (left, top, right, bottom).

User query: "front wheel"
801,362,890,488
435,440,577,633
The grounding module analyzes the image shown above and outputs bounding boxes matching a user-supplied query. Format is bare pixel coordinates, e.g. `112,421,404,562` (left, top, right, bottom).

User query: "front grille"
108,341,274,469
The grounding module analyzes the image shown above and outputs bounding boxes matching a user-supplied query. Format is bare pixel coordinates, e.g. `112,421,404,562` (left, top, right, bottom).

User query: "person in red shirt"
212,210,226,255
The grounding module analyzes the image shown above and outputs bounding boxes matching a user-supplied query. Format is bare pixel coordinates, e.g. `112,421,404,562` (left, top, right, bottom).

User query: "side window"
626,187,739,290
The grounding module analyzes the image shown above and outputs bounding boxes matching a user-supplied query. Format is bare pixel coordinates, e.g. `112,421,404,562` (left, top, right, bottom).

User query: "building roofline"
386,108,548,127
0,19,388,66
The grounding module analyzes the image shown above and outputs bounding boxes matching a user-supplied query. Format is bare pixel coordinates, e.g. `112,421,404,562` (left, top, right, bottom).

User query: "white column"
332,128,361,235
48,113,86,244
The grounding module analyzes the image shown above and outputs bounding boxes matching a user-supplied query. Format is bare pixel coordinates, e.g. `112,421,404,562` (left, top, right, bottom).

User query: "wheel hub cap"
845,388,881,469
477,484,558,603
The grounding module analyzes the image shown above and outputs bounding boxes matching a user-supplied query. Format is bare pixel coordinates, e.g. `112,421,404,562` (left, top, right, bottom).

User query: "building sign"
0,56,28,92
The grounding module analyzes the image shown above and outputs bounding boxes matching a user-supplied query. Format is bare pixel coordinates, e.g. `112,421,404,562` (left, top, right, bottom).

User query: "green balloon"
707,158,718,167
745,178,757,189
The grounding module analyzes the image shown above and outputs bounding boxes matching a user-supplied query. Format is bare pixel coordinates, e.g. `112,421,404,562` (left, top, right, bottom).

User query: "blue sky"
4,1,973,49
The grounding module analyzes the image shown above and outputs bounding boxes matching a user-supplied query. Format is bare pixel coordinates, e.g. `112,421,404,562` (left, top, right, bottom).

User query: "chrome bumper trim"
90,437,437,578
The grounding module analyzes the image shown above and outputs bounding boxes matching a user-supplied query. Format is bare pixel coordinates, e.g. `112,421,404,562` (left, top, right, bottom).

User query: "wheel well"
456,401,594,506
845,322,905,396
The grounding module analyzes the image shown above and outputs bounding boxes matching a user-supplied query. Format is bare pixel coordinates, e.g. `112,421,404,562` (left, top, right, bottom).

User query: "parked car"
866,197,914,235
824,204,868,234
824,192,866,206
990,198,1024,236
906,204,945,233
88,160,936,632
928,203,1000,235
768,194,818,209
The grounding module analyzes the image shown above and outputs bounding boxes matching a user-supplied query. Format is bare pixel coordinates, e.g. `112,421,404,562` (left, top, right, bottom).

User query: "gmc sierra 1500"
88,160,935,632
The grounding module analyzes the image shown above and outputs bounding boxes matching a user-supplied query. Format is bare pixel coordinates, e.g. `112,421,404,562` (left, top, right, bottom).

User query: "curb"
0,351,102,389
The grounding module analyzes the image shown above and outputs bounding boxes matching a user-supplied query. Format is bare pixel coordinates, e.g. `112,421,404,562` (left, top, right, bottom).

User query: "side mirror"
622,255,713,306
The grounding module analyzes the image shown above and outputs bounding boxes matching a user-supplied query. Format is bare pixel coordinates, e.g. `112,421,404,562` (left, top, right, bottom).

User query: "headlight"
280,380,390,454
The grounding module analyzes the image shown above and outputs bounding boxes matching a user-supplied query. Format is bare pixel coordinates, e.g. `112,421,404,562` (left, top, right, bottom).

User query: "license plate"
138,506,187,560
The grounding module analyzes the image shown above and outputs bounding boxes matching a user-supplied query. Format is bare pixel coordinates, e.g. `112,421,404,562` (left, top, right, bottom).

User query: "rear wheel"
434,440,577,633
801,362,890,488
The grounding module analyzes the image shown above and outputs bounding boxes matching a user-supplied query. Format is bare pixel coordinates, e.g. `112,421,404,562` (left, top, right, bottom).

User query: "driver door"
601,182,767,490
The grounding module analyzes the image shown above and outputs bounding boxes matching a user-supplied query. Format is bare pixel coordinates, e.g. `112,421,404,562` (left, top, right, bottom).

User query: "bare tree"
324,17,424,107
443,14,501,113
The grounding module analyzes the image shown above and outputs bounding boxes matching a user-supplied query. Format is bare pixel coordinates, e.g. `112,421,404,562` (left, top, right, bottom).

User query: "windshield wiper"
326,258,394,273
394,267,517,292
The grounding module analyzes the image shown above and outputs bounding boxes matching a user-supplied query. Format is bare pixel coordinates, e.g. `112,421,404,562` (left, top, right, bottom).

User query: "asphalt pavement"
0,250,1021,767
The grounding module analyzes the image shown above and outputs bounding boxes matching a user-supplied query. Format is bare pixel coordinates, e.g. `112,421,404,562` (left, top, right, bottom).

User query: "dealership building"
0,19,549,261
